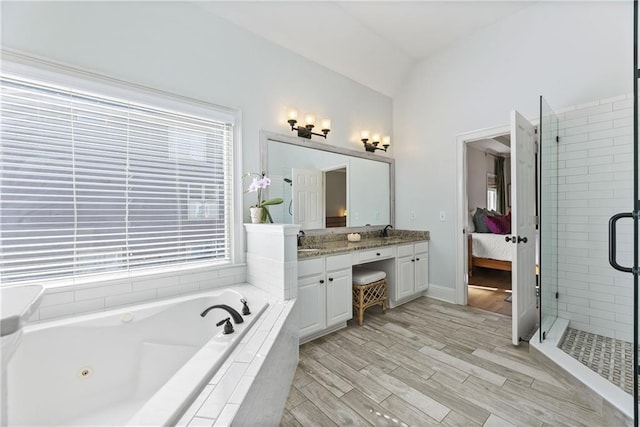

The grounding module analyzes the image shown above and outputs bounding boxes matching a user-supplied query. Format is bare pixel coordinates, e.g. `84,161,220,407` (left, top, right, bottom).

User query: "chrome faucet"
381,224,393,237
297,230,306,247
200,304,244,324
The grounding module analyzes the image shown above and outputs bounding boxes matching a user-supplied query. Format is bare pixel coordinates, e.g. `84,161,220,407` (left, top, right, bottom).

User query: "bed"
467,232,512,277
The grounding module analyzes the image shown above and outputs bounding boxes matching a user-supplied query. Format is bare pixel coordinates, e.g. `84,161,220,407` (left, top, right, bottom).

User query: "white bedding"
471,232,513,262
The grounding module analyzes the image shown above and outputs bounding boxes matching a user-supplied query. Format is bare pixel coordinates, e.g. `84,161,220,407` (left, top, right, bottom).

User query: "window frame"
1,51,244,287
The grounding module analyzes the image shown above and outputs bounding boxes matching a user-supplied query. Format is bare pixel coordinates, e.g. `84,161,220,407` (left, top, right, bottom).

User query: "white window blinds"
1,76,234,284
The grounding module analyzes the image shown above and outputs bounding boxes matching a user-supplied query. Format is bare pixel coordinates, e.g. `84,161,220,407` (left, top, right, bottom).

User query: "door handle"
608,212,633,273
517,236,528,244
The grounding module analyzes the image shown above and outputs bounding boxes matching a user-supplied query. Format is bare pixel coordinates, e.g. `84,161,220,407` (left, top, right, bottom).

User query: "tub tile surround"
24,264,247,323
245,224,300,300
6,226,297,426
176,296,297,426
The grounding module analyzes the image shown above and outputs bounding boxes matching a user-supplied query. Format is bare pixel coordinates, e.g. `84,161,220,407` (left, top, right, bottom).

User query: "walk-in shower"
536,2,638,424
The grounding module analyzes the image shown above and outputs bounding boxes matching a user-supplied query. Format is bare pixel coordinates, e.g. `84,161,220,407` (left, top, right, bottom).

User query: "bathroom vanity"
296,231,429,343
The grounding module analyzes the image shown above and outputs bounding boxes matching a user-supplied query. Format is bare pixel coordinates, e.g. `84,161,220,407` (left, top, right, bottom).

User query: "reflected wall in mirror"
260,131,394,230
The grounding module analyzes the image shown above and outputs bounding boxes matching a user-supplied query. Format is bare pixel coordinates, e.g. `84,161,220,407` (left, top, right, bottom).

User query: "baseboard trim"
425,283,456,304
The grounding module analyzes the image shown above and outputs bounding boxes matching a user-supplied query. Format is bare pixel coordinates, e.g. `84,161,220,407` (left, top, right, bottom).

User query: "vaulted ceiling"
196,1,535,97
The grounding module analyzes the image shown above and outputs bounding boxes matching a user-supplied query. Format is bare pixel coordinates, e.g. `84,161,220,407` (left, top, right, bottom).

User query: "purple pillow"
485,214,511,234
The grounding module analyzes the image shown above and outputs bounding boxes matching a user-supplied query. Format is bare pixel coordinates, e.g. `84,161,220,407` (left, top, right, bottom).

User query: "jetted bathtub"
6,287,268,426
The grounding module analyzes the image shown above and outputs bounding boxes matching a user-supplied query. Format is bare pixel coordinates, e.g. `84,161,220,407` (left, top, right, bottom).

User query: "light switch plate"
439,211,446,221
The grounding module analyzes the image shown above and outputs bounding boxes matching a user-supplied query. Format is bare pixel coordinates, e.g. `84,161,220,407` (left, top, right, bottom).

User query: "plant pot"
249,207,264,224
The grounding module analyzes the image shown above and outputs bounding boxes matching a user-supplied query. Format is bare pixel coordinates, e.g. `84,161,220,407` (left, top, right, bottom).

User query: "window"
487,173,497,211
1,75,235,284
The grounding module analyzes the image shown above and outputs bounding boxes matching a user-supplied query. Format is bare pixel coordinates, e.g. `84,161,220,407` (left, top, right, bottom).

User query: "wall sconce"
361,130,390,152
287,110,330,139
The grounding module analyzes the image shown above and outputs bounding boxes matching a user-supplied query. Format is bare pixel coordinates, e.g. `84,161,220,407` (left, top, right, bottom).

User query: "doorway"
324,167,347,228
465,137,512,316
456,109,540,346
466,133,512,316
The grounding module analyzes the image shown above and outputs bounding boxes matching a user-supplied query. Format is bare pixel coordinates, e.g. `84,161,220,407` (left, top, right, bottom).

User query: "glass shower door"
539,95,559,341
634,0,639,422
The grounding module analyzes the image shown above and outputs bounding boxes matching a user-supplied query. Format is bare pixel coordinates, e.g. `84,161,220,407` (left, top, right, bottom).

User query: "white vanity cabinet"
297,253,352,342
395,242,429,303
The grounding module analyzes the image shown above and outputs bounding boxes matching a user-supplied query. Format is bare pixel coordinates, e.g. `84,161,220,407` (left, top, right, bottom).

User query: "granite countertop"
298,229,429,259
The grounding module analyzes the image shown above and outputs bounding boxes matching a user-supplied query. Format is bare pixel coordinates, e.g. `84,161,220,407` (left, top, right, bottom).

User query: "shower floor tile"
559,328,633,395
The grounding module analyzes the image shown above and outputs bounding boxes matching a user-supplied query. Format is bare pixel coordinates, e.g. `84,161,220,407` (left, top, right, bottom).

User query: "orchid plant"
245,172,283,223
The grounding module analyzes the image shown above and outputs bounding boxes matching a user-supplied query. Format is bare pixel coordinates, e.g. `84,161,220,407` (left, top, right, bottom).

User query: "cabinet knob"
416,257,420,261
411,259,415,262
328,277,334,282
319,279,325,284
376,252,381,256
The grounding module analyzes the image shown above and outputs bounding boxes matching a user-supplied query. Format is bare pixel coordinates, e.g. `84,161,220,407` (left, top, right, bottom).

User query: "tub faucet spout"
200,304,244,324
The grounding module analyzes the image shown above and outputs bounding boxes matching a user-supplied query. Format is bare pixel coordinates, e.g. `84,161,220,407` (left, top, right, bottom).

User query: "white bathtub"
6,287,268,426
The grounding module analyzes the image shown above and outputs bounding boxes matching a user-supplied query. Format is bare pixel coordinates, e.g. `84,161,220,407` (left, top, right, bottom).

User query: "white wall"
0,1,392,220
394,1,632,289
0,1,392,318
466,146,493,212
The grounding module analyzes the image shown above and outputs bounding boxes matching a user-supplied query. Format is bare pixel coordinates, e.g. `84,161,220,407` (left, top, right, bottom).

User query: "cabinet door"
396,255,415,300
298,274,326,338
326,268,352,327
414,250,429,292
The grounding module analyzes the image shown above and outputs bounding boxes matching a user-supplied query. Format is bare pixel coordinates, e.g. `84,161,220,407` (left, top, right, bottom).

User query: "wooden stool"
352,267,387,326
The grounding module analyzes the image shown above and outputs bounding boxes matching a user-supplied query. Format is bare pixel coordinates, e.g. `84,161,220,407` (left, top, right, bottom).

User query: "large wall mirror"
260,131,395,230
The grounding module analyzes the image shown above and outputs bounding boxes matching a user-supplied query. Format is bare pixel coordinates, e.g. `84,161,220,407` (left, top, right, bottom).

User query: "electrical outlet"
439,211,446,221
410,211,416,220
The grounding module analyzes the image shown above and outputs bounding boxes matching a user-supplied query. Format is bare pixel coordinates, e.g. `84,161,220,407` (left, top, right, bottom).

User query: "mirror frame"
260,130,395,230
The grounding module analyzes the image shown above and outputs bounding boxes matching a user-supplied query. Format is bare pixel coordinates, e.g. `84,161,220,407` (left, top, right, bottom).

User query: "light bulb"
304,114,315,126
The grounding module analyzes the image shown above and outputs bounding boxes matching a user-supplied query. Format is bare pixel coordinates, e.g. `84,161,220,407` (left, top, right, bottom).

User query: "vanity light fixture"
361,131,390,153
287,110,330,139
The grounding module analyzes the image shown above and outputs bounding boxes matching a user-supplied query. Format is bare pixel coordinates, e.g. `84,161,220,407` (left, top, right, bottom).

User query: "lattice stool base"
352,278,387,326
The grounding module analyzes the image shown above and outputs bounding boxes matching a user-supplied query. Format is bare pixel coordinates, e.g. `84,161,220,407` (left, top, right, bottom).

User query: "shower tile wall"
556,94,634,341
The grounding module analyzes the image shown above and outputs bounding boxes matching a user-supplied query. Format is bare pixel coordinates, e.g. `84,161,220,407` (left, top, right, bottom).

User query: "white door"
396,254,415,300
325,268,352,327
414,248,429,292
511,111,537,346
292,168,323,229
298,274,326,338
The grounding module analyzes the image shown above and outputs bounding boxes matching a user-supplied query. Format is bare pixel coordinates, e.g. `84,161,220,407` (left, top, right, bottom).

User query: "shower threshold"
559,327,633,395
529,319,633,425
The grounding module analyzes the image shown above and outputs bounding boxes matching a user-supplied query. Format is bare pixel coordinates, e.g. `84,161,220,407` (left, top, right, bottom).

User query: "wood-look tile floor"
281,297,607,426
468,268,512,316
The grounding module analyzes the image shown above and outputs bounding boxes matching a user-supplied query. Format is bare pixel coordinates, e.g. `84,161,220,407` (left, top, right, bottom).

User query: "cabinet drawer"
298,257,324,278
397,244,414,258
326,253,352,271
415,241,429,254
357,246,395,263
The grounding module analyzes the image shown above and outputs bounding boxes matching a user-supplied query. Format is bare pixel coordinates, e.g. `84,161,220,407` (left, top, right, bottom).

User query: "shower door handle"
608,212,633,273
